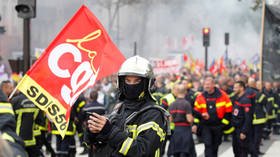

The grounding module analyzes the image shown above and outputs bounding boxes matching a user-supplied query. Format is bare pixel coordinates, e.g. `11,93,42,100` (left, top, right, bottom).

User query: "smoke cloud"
1,0,262,65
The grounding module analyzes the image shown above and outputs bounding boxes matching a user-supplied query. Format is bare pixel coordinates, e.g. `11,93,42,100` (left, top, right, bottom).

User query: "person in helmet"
86,55,169,157
0,88,28,157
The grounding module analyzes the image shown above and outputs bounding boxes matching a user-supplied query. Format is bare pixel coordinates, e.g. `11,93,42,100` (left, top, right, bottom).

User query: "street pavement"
194,134,280,157
45,134,280,157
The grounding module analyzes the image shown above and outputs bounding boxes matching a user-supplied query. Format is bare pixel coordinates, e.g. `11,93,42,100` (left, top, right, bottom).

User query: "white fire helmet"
118,55,155,99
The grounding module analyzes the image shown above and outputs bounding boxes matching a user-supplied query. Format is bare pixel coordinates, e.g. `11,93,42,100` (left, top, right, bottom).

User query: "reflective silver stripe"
221,118,229,125
0,103,14,115
223,127,235,134
1,132,15,143
155,148,160,157
137,121,166,141
56,150,68,155
83,106,105,111
257,94,265,103
194,118,200,123
268,97,274,102
56,151,68,155
127,125,137,139
69,145,76,148
253,118,267,124
119,137,134,155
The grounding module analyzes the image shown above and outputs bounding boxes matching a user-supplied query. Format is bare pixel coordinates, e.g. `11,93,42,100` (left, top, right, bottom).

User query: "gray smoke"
119,0,262,62
0,0,262,65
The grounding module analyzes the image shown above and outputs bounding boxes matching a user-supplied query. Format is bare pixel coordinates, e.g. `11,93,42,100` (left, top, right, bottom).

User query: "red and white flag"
15,5,125,137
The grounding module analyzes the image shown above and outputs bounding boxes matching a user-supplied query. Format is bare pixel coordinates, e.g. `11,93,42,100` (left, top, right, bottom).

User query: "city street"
51,134,280,157
194,134,280,157
1,1,280,157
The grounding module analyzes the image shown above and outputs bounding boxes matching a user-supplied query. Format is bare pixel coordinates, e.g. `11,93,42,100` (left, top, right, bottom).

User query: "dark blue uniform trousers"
232,128,250,157
201,125,223,157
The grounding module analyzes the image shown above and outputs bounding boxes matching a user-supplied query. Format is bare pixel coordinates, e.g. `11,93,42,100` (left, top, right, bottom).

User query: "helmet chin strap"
138,91,145,99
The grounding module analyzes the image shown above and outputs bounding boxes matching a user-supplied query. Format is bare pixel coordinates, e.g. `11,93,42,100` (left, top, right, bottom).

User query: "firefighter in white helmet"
86,55,169,157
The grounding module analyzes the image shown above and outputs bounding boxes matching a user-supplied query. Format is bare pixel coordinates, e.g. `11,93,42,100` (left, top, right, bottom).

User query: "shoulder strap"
111,102,123,114
125,104,171,135
125,105,168,123
107,102,124,123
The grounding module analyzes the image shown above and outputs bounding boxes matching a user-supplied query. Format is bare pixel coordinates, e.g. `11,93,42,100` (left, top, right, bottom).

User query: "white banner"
150,56,181,74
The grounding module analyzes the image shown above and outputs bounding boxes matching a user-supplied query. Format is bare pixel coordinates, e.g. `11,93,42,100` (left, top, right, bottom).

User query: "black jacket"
87,99,168,157
249,88,267,125
232,93,253,134
0,90,28,157
263,88,278,117
11,93,44,146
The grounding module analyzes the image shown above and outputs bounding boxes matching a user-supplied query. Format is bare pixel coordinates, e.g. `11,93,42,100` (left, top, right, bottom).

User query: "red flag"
16,5,125,137
209,59,218,75
183,53,188,62
240,60,249,72
219,57,226,74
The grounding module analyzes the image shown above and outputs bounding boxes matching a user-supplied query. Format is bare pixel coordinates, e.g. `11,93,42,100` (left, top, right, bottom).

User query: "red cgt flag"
16,5,125,137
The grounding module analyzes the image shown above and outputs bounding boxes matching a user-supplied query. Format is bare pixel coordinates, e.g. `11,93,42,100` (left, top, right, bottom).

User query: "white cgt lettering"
61,62,99,105
48,43,98,106
48,43,82,78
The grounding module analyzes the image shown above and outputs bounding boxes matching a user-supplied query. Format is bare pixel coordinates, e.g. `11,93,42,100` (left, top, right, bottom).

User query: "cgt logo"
48,30,101,106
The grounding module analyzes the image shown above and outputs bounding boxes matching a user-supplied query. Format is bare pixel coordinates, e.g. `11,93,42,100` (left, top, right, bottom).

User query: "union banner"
16,5,125,137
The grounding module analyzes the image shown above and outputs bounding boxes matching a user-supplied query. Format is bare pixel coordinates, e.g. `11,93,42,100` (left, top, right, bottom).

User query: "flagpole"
8,87,17,100
259,0,266,87
8,75,26,100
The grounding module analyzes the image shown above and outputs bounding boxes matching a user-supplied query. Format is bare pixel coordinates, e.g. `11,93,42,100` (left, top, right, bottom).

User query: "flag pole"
8,80,22,100
259,0,266,87
8,88,17,100
8,75,26,100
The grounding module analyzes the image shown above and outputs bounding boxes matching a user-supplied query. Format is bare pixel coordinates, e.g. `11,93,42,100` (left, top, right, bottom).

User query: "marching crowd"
152,66,280,157
0,55,279,157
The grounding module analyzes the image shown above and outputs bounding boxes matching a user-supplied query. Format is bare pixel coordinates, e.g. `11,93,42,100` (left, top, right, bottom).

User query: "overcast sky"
0,0,263,64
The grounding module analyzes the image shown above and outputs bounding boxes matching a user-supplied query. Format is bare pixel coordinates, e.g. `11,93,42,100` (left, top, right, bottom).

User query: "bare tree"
252,0,262,11
95,0,142,34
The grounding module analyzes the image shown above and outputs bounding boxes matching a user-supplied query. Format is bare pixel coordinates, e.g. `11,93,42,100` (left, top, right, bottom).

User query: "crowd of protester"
0,60,279,157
